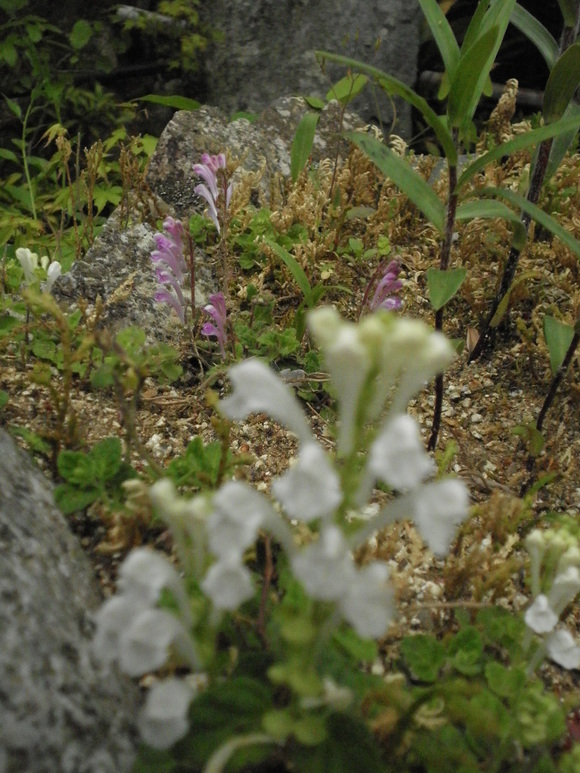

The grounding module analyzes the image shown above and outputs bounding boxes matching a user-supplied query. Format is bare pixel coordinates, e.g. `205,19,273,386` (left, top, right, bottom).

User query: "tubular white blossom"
92,594,149,666
208,481,273,559
118,547,187,610
291,525,354,601
119,608,198,677
272,442,343,521
340,561,394,639
546,628,580,670
201,557,255,610
525,529,546,598
410,479,469,557
367,414,436,491
219,359,313,445
547,566,580,616
525,594,558,634
137,678,195,749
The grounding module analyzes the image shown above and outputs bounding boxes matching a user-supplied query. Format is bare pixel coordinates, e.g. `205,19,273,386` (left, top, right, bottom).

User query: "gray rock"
200,0,421,138
0,429,140,773
56,96,364,339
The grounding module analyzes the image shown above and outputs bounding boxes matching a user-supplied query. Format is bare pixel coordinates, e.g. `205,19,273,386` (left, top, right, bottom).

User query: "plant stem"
428,154,458,452
535,325,579,432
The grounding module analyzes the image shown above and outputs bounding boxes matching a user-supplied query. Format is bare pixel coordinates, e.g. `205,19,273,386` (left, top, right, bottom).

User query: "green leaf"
9,426,51,455
293,713,384,773
54,484,100,515
0,40,17,67
137,94,201,111
543,43,580,124
543,316,575,375
557,0,579,27
90,437,123,481
57,450,95,486
263,238,312,299
485,662,526,698
69,19,93,50
400,634,446,682
316,50,457,163
455,199,527,249
418,0,460,80
478,186,580,259
4,96,22,121
510,5,558,70
457,113,580,193
333,627,378,663
426,267,467,311
133,746,176,773
545,102,580,182
304,95,326,109
326,73,368,104
448,26,500,132
347,132,445,232
447,626,483,676
0,390,8,410
290,111,320,183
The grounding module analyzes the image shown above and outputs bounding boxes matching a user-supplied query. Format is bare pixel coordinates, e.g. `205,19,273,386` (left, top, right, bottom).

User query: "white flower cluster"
92,306,470,749
524,528,580,670
16,247,61,293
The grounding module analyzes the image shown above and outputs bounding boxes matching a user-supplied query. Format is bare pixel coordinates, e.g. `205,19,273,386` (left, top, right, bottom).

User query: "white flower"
208,480,272,559
308,307,372,457
525,594,558,634
201,557,255,610
548,565,580,617
291,525,354,601
219,359,313,444
525,529,546,598
92,594,148,665
340,561,394,639
367,414,435,490
137,678,195,749
16,247,40,285
546,628,580,670
42,260,61,293
410,479,469,557
119,608,197,677
118,547,185,608
272,442,342,521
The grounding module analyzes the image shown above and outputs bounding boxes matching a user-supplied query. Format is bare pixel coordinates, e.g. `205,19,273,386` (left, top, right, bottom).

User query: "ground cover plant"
2,1,580,772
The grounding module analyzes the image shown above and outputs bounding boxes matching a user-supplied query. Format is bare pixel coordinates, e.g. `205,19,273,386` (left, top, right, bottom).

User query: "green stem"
21,99,38,223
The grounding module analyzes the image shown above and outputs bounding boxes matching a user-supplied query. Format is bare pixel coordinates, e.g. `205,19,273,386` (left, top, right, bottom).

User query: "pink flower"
201,292,227,357
151,217,188,323
193,154,233,234
369,259,403,312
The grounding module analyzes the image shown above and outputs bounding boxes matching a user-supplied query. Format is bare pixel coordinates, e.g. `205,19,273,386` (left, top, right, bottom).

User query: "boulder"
55,96,364,339
0,428,140,773
200,0,422,138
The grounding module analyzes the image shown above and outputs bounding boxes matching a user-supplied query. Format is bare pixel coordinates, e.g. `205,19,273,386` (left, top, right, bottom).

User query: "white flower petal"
219,359,312,444
42,261,61,293
92,595,148,665
208,480,272,559
340,561,394,639
16,247,39,285
525,594,558,634
411,479,469,557
119,608,193,677
201,558,254,610
137,678,194,749
118,547,184,606
291,525,354,601
546,628,580,670
548,566,580,616
368,414,435,490
272,442,342,521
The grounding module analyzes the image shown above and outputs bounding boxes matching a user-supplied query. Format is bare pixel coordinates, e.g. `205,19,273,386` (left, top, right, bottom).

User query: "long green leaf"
290,112,320,183
456,113,580,193
462,0,494,52
455,199,527,249
137,94,201,111
448,26,500,131
543,316,575,374
316,50,457,163
557,0,578,27
545,102,580,182
475,187,580,258
347,132,445,232
543,43,580,124
510,5,558,70
418,0,460,78
263,238,312,299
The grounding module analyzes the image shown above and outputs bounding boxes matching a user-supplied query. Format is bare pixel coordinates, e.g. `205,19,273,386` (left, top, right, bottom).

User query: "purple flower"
201,292,227,358
151,217,188,323
369,259,403,312
193,154,233,234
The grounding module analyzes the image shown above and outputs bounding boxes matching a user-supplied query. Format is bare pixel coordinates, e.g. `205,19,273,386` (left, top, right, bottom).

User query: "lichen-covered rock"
199,0,421,138
0,429,140,773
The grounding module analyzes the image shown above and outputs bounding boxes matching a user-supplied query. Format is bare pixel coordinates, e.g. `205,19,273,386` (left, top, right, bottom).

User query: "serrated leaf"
543,316,575,375
447,626,483,676
57,450,95,486
90,437,123,481
485,662,526,698
400,634,445,682
426,267,467,311
543,43,580,124
54,484,100,515
138,93,201,111
290,111,319,183
347,132,445,232
326,73,368,105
